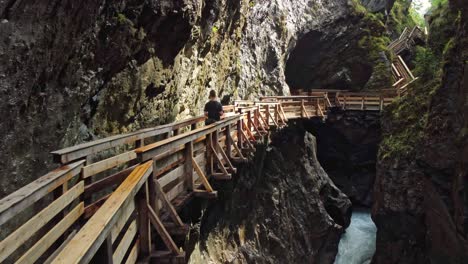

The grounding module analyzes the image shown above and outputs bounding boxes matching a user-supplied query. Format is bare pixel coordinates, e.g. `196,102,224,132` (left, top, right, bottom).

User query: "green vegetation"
387,0,419,34
379,0,460,161
212,26,219,34
352,2,393,89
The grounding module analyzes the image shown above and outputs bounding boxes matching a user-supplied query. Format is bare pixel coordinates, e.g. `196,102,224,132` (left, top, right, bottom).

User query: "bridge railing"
50,113,255,263
0,95,396,263
0,160,85,264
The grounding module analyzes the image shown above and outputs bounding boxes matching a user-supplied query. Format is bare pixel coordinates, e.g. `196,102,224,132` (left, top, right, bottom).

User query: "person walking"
204,90,224,125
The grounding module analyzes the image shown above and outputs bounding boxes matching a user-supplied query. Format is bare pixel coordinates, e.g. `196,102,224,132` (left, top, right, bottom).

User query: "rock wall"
188,126,352,263
0,0,367,198
372,1,468,263
301,110,381,207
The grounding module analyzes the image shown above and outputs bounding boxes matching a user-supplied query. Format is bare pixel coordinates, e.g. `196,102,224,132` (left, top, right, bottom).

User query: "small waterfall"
334,208,377,264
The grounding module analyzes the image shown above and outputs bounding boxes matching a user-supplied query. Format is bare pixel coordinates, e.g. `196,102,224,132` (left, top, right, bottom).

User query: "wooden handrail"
136,115,241,162
0,160,85,226
51,116,206,164
2,93,407,263
52,161,153,264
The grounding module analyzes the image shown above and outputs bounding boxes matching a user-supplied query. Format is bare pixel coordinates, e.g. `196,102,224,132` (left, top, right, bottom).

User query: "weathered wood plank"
0,160,84,226
111,201,135,243
124,240,139,264
52,161,153,264
192,158,214,193
158,165,185,189
135,116,241,162
84,165,137,198
113,220,137,264
154,174,184,227
16,202,84,264
0,181,84,262
51,116,206,164
82,151,137,179
147,205,180,254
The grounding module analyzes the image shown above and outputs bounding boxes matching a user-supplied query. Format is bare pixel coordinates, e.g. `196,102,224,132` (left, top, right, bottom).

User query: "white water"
334,209,377,264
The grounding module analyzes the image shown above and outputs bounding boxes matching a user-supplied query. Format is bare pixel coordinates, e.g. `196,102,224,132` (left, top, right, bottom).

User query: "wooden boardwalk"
0,93,399,264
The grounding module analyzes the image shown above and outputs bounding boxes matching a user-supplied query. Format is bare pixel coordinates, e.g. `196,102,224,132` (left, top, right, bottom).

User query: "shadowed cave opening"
285,30,373,92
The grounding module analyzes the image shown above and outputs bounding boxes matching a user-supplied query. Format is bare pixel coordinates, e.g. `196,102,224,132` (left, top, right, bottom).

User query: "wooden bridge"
0,92,399,264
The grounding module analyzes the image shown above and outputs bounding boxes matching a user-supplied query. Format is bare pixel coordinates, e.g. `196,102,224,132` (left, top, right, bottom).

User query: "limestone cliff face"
372,1,468,263
188,126,352,264
0,0,363,197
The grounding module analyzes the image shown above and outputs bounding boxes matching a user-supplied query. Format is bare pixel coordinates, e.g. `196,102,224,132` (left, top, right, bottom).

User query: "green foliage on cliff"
379,0,459,161
353,2,393,89
388,0,419,34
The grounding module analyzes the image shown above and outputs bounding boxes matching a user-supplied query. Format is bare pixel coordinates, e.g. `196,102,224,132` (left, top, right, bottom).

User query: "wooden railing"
0,95,400,263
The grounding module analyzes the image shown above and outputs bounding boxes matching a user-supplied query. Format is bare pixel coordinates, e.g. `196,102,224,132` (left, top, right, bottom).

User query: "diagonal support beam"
209,144,231,177
240,127,255,150
147,204,181,255
227,131,246,161
192,158,214,192
215,141,236,174
153,177,184,227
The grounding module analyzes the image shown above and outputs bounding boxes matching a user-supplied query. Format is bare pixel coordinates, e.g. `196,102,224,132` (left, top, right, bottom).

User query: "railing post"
136,183,151,259
184,142,194,191
237,114,243,149
266,105,270,126
206,133,214,175
247,110,253,132
226,125,233,159
274,104,279,125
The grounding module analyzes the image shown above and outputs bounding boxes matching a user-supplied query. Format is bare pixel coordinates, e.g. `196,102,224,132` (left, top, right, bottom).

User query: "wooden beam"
153,170,184,227
209,144,231,177
215,141,236,174
184,142,194,191
82,151,137,179
0,160,84,226
192,158,214,193
16,202,84,264
124,240,139,264
113,220,137,264
111,201,135,243
0,182,84,263
52,161,153,264
147,204,180,255
84,165,137,198
227,132,246,161
135,116,240,162
51,116,206,164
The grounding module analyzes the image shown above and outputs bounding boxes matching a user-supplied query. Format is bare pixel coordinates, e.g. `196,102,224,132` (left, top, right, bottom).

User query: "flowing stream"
334,209,377,264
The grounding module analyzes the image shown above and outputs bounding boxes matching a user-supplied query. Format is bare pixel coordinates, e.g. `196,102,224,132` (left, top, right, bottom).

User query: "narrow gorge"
0,0,466,264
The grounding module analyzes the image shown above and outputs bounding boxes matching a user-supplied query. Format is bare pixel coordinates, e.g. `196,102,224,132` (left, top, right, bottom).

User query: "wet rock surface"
0,0,374,198
188,126,352,264
372,3,468,263
301,111,381,207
